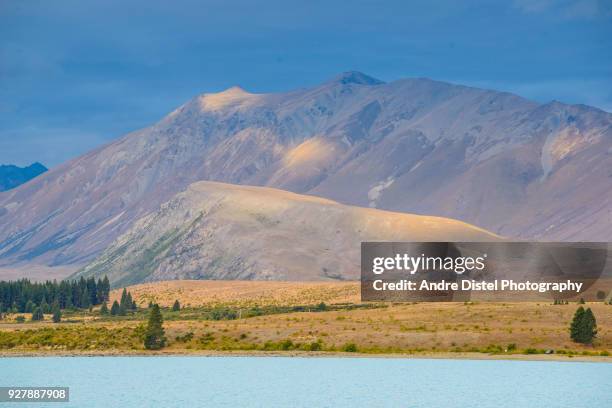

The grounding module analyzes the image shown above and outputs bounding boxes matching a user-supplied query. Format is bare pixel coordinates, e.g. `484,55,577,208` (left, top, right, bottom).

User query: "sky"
1,0,611,167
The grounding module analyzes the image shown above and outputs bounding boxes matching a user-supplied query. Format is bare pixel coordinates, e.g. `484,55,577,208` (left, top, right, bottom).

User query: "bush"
309,342,322,351
342,343,357,352
280,339,294,350
175,332,194,343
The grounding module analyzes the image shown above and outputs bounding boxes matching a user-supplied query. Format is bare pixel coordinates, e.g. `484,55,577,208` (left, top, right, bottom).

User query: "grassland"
0,281,610,360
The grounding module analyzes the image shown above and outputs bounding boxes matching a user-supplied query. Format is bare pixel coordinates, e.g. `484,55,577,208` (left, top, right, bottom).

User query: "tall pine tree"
31,307,44,321
52,301,61,323
144,304,166,350
110,300,120,316
570,306,598,344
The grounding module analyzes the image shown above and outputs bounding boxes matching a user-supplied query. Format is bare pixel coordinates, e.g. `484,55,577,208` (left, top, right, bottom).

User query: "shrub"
280,339,294,350
175,332,194,343
342,343,357,352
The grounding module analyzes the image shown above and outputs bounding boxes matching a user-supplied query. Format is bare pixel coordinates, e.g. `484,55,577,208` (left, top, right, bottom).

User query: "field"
1,281,610,359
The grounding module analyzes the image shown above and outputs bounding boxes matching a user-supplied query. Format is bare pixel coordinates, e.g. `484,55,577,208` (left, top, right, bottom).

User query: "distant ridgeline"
0,276,110,313
0,162,47,192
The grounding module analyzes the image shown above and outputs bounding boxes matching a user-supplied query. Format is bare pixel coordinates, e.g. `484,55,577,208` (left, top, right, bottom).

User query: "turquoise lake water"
2,357,610,407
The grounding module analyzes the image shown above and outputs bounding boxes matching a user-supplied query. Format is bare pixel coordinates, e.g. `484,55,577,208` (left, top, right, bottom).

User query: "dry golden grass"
104,280,612,355
3,281,610,357
110,280,360,308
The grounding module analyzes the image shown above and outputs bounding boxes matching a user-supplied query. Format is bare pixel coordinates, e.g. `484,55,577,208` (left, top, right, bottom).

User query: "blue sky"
1,0,611,167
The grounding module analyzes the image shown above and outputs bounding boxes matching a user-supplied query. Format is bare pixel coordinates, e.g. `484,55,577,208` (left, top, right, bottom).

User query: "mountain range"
0,163,47,192
0,72,610,282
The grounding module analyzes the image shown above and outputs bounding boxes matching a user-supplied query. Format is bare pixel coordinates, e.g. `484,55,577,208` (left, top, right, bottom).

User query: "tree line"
0,276,110,314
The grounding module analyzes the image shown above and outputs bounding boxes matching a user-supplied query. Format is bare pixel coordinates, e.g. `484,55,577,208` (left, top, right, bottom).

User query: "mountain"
0,72,610,276
0,163,47,192
73,181,498,286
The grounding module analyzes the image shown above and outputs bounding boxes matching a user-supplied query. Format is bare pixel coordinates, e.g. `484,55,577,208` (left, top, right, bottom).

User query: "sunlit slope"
75,181,499,286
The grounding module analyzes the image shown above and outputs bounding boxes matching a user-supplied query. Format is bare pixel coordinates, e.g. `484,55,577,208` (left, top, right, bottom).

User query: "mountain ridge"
0,162,47,192
0,72,610,277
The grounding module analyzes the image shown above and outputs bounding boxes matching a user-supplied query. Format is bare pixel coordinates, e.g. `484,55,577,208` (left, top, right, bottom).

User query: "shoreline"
1,350,610,363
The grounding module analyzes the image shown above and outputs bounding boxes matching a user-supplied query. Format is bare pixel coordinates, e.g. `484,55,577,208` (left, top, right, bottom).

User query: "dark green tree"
570,306,598,344
24,300,34,313
52,301,62,323
120,288,128,309
172,300,181,312
100,302,109,315
31,307,44,321
86,277,98,305
40,297,50,314
101,276,111,301
581,308,598,344
144,304,166,350
570,306,585,342
110,300,120,316
131,300,137,310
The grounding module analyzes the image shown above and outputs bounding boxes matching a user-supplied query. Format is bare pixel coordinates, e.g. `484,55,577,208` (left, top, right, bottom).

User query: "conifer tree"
40,297,50,314
570,306,585,342
172,300,180,312
131,300,137,310
110,300,120,316
80,288,90,309
100,302,109,315
581,308,598,344
101,276,111,301
25,300,34,313
120,288,128,309
31,307,44,321
144,304,166,350
52,302,61,323
570,306,598,344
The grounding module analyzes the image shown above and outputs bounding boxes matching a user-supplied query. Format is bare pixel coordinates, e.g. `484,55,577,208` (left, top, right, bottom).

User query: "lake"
2,356,610,407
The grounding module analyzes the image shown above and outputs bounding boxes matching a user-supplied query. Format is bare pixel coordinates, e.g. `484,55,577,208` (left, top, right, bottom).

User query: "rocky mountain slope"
0,72,610,275
74,181,498,285
0,163,47,192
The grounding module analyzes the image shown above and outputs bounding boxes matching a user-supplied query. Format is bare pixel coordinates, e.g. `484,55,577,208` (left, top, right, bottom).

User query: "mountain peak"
328,71,385,86
219,85,251,95
199,86,261,111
